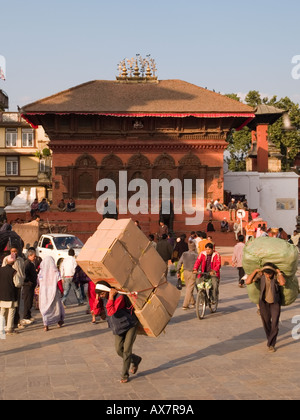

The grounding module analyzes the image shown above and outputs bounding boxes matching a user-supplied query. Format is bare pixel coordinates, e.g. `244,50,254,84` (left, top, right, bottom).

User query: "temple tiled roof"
21,79,254,115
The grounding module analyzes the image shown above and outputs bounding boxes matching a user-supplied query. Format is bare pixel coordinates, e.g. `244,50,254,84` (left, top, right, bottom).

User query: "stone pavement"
0,262,300,401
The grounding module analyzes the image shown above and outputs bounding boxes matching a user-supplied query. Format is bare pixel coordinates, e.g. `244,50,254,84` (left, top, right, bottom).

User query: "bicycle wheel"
196,290,206,319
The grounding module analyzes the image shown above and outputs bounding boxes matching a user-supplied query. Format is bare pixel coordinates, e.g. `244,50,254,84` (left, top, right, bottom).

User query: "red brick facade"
21,79,255,233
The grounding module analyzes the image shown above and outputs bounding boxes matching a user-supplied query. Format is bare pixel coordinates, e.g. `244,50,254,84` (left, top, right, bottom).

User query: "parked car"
36,233,84,267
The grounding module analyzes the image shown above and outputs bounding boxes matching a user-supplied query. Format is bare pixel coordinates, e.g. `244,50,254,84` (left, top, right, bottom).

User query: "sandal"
120,377,129,383
130,356,142,374
44,326,49,332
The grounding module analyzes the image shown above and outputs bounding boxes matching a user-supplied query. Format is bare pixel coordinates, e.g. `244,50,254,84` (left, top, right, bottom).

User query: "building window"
22,128,34,147
5,187,18,205
6,156,19,176
6,128,17,147
39,159,46,172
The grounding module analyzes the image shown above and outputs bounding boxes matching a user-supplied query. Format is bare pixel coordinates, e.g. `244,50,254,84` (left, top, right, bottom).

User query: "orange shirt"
198,239,214,254
245,224,256,236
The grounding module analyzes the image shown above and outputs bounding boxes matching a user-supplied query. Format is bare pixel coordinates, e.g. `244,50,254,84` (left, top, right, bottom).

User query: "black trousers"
22,283,35,320
13,288,21,328
114,325,139,379
238,267,245,284
259,299,281,348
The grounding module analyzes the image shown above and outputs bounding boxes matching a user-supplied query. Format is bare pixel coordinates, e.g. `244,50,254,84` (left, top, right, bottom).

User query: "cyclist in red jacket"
193,242,221,303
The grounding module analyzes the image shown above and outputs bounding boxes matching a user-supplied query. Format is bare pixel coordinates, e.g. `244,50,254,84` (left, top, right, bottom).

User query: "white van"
36,233,83,267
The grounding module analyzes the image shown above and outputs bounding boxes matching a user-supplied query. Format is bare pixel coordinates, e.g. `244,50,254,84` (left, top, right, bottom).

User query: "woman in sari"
38,256,65,331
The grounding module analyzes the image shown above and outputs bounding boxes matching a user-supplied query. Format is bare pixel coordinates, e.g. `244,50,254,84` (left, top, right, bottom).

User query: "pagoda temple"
21,59,255,233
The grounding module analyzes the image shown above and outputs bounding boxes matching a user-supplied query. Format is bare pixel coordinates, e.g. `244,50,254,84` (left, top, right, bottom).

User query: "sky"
1,0,300,111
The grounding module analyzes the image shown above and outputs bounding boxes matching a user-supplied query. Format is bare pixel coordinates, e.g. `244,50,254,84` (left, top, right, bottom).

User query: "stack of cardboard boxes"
77,218,180,337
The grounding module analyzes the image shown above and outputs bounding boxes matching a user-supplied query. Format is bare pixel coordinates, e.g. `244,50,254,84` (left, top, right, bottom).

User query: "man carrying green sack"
246,263,286,353
243,237,299,306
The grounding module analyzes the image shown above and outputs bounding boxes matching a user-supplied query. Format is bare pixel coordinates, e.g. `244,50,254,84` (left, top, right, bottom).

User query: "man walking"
22,249,38,325
61,248,83,307
177,241,198,310
0,254,18,335
2,247,25,329
156,233,173,276
232,234,245,287
95,281,142,383
246,263,286,352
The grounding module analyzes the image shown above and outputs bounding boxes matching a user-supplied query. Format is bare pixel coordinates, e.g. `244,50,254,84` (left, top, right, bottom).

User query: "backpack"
107,294,138,335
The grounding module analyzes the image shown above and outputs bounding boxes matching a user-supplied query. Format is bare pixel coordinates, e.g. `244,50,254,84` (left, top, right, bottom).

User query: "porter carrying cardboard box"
77,218,180,337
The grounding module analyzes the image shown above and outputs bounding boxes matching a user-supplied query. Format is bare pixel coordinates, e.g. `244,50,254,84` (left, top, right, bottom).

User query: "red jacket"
57,280,64,294
193,251,221,279
106,293,126,316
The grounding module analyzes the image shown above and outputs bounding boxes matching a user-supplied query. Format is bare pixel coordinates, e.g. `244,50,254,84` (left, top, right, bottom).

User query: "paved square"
0,265,299,400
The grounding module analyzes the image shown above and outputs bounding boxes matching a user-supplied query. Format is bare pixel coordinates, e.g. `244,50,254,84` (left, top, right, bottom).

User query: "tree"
267,97,300,170
225,93,252,171
245,90,262,107
225,91,300,171
225,126,252,171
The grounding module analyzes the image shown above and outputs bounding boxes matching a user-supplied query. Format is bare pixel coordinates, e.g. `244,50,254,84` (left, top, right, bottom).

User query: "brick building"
0,111,51,210
21,76,254,233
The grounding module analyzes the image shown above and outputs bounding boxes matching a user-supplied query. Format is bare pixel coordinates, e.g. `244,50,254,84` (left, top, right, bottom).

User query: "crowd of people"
30,197,76,219
0,206,299,378
148,222,222,312
149,215,299,355
0,231,143,382
206,197,248,219
0,244,106,337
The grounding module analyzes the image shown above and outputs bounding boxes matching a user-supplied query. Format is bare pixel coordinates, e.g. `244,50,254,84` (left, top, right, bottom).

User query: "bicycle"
195,272,218,319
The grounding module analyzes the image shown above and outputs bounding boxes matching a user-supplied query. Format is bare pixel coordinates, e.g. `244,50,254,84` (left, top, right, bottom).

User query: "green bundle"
242,237,299,306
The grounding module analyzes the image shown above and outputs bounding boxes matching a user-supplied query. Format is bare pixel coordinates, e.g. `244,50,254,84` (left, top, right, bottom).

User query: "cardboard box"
98,218,150,261
138,244,167,287
135,294,171,337
13,223,40,248
154,280,181,317
135,281,181,337
125,265,155,310
77,219,153,290
77,218,180,337
78,238,136,289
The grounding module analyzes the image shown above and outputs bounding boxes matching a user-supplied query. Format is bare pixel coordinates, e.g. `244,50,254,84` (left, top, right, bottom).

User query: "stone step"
8,209,253,247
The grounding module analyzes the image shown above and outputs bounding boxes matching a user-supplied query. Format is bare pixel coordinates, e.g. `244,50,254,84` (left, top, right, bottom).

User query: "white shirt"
60,256,77,278
232,242,245,268
256,228,262,238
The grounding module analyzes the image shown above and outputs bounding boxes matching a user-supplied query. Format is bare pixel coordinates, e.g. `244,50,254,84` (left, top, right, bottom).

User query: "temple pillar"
256,123,269,172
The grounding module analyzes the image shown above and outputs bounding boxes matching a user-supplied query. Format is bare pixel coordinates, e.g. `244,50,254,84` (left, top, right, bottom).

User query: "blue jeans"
62,277,83,305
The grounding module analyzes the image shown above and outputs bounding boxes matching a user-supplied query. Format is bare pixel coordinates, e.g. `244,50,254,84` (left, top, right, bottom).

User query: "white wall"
224,171,299,235
224,172,260,209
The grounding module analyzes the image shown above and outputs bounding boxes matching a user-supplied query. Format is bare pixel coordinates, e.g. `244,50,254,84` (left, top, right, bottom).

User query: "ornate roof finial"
133,59,140,77
145,63,152,78
122,62,128,78
116,55,158,83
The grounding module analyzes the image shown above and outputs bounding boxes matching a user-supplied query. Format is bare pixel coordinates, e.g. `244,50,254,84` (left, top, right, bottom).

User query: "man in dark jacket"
95,281,142,383
156,233,173,276
22,249,38,325
228,198,237,221
173,234,189,262
246,262,286,352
